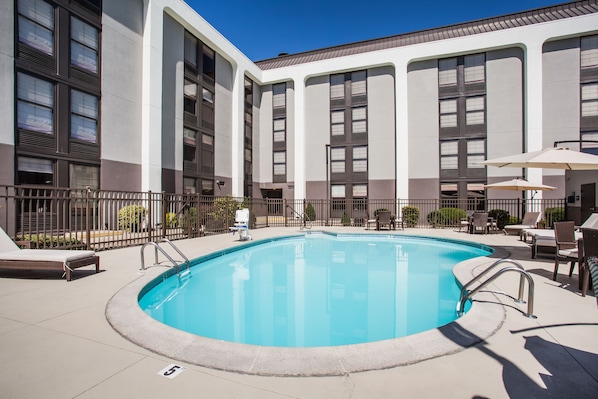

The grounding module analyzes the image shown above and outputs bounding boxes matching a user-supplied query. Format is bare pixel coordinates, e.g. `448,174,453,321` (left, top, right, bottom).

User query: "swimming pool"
138,233,492,348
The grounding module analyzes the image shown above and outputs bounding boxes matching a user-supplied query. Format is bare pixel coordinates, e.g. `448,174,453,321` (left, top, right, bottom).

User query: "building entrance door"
581,183,596,223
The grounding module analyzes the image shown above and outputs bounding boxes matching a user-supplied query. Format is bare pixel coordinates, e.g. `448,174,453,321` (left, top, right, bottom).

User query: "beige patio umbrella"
483,177,556,191
481,147,598,170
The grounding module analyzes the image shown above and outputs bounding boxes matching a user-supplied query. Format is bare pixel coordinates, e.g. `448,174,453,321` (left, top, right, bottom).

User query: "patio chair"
459,211,474,233
528,213,596,259
503,211,541,238
580,228,598,297
365,214,377,230
0,227,99,281
229,208,252,241
471,212,489,235
552,221,580,282
376,211,392,231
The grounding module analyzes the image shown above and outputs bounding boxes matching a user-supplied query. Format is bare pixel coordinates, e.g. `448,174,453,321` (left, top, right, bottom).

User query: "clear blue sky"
185,0,566,61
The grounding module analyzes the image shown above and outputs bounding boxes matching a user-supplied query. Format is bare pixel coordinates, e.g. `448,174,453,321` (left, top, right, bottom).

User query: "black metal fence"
0,185,566,251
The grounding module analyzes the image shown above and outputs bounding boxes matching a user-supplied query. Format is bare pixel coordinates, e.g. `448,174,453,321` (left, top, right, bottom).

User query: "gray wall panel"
407,60,439,181
161,14,184,186
486,47,524,182
0,0,14,146
367,66,396,181
101,0,144,165
214,54,233,179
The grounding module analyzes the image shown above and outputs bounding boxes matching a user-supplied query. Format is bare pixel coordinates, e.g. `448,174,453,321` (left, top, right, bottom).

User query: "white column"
141,0,164,192
231,66,245,197
394,60,409,201
293,77,306,200
524,40,544,199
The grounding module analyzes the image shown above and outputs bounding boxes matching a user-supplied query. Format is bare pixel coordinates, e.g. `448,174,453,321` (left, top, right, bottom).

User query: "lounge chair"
580,228,598,298
376,211,392,231
229,208,252,241
528,213,597,258
0,227,99,281
552,221,580,282
503,211,541,238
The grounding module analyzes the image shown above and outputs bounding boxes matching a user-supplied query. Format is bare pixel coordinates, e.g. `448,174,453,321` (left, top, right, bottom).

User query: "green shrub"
181,207,197,229
341,212,351,226
118,205,147,231
507,216,522,225
402,206,420,227
438,207,467,226
210,196,250,226
488,209,510,229
165,212,178,228
305,202,316,221
545,207,565,228
16,234,84,249
427,210,443,227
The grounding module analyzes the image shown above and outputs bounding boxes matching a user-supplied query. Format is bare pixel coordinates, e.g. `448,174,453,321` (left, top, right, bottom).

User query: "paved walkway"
0,227,597,398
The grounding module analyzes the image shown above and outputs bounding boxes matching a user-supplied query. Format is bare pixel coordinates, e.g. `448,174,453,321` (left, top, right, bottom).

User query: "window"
464,54,485,83
352,184,367,197
331,110,344,136
581,35,598,68
440,141,458,170
331,184,345,198
273,83,286,108
330,74,344,99
183,178,196,194
202,133,213,146
184,31,197,68
440,99,457,128
467,139,486,168
353,146,367,172
71,89,98,143
273,118,285,142
581,131,598,155
202,45,215,80
273,151,286,175
201,179,214,196
17,156,53,185
466,96,485,125
202,88,214,104
69,164,98,189
330,147,345,173
581,83,598,117
438,58,457,86
352,107,367,133
351,71,366,96
184,80,197,114
17,72,54,134
71,17,98,73
18,0,54,55
183,128,196,146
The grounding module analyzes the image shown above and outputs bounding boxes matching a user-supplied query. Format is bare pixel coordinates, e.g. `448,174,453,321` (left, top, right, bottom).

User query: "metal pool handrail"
457,259,536,319
140,238,190,275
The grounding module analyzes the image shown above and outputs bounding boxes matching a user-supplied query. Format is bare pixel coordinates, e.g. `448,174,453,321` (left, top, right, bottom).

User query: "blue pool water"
139,234,492,347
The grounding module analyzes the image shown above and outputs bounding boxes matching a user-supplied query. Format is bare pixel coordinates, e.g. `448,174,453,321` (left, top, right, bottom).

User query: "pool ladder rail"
140,238,191,277
456,259,536,319
285,205,312,230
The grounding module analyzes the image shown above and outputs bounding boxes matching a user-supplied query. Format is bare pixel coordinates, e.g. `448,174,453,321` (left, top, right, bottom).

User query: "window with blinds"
18,0,54,56
581,35,598,68
71,17,98,74
17,72,54,134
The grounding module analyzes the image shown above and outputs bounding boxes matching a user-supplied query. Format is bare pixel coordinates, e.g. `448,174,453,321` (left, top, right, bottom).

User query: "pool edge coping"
105,236,509,377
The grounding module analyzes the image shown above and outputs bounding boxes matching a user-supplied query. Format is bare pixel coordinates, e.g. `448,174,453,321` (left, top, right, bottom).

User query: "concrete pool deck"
0,227,597,398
